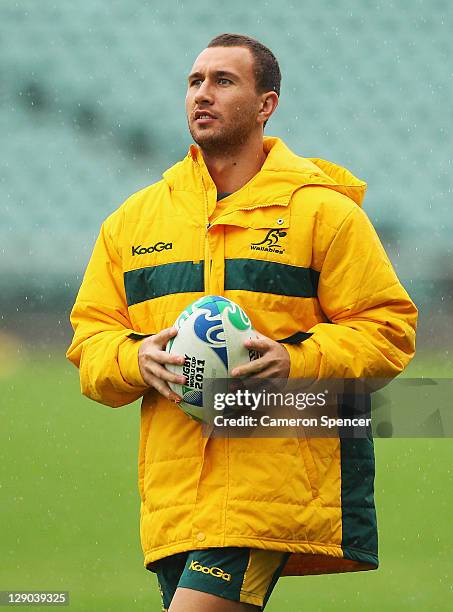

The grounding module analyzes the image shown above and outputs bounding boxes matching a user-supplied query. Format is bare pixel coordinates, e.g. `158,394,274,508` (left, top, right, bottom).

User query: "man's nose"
194,80,214,105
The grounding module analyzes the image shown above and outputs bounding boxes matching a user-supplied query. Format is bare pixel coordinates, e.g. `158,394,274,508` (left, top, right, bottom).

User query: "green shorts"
150,547,290,610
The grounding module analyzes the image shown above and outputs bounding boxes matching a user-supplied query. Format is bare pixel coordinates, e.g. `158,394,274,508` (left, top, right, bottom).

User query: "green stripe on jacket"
339,394,379,566
124,258,319,306
225,259,319,297
124,261,204,306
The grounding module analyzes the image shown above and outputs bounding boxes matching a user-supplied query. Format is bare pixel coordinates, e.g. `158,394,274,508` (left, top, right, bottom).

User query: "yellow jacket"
67,137,417,576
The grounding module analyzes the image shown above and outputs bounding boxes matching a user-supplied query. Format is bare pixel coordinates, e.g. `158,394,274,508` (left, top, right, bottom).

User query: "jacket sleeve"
285,205,418,380
66,218,149,407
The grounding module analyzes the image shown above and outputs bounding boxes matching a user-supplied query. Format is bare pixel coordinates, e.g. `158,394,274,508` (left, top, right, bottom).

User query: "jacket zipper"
199,172,212,294
204,222,212,294
196,157,291,294
229,201,288,214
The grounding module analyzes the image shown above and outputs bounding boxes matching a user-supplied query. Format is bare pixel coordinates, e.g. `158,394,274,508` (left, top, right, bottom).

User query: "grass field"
0,348,452,611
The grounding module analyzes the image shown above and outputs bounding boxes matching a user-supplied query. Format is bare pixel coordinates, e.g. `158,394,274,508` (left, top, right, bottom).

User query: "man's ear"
258,91,279,126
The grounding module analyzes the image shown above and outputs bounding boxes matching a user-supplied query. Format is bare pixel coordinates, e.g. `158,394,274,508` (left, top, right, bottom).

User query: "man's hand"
138,327,186,402
231,332,290,379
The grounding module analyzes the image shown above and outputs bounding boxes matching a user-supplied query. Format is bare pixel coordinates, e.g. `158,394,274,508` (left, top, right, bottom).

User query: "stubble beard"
187,112,257,157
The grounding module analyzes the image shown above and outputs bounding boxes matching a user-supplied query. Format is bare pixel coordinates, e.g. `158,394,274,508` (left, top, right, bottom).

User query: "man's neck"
200,133,267,194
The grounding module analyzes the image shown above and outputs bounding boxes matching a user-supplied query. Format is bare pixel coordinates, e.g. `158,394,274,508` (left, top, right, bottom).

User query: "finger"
151,349,186,367
244,335,271,352
247,366,283,380
153,326,179,347
146,373,182,402
231,356,268,378
149,362,187,386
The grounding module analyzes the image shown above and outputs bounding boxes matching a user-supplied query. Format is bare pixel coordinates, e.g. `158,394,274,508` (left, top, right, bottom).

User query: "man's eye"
190,79,202,87
218,78,232,85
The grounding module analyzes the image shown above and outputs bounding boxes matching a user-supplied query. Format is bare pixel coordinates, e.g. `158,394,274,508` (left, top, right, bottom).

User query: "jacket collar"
163,136,367,208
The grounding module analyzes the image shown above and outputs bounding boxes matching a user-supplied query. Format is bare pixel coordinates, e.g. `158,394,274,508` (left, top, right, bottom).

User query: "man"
67,33,417,611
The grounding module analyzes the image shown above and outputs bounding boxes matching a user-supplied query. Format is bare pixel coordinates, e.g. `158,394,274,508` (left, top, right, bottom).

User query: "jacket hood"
163,136,367,208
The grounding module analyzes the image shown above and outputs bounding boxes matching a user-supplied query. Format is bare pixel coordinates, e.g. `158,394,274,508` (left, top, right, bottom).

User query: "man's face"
185,46,264,153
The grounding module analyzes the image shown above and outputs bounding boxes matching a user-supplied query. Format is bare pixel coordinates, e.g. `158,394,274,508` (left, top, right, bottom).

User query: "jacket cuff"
284,339,321,379
118,336,147,388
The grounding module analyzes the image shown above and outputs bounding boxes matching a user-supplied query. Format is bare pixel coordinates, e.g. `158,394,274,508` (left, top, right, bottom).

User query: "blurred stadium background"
1,1,452,610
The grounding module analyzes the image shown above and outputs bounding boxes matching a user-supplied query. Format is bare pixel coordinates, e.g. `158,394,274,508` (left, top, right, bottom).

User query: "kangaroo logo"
251,229,287,254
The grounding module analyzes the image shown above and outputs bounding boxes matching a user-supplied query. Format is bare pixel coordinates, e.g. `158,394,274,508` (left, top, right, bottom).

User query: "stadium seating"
1,0,451,300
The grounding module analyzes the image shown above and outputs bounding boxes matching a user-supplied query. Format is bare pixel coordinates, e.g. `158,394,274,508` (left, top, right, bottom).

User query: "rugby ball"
166,296,258,421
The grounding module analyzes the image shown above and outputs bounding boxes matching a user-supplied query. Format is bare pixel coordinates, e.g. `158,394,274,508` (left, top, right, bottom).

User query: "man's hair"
207,33,281,97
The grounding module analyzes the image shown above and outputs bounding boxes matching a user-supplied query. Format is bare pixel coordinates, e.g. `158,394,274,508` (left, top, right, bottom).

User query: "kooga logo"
132,242,172,256
188,560,231,582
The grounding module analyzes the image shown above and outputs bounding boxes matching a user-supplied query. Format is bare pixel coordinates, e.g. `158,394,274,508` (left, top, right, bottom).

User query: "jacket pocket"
296,436,319,500
138,397,155,502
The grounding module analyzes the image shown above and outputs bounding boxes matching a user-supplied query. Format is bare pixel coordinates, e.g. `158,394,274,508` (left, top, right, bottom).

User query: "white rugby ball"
166,295,258,422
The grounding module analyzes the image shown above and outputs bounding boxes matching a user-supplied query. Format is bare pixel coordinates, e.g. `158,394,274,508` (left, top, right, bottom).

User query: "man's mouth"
194,111,217,124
